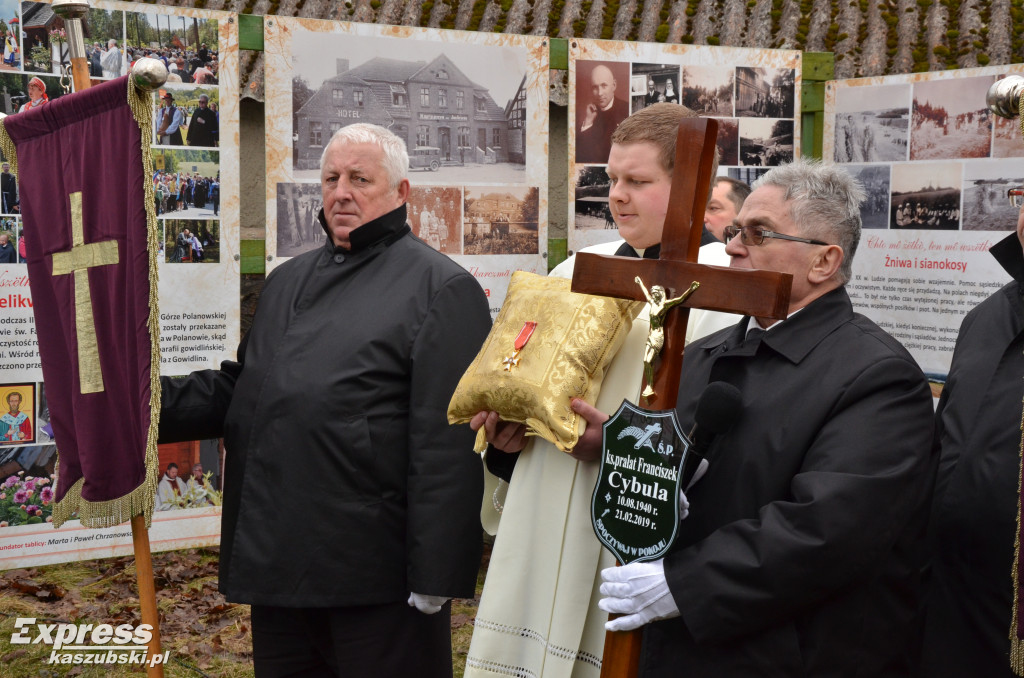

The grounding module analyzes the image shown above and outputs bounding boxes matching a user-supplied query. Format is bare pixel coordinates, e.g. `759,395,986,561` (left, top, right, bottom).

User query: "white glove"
407,592,449,614
679,488,690,521
686,457,709,490
598,559,680,632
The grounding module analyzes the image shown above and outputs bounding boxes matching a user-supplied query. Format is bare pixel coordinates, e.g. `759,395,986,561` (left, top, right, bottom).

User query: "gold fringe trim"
51,78,162,530
0,118,18,177
1010,383,1024,676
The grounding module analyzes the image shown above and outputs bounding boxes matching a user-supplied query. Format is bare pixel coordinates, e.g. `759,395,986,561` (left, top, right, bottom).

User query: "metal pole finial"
130,58,168,92
987,75,1024,119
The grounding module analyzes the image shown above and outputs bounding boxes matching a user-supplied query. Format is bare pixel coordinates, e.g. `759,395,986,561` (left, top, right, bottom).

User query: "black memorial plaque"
591,399,692,565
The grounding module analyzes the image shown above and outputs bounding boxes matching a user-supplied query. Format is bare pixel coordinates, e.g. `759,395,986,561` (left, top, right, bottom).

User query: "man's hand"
581,103,598,131
407,592,448,615
568,399,609,462
598,559,680,632
470,411,528,453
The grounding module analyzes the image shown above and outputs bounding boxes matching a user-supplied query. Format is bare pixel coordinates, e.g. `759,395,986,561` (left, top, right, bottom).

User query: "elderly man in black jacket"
596,159,936,677
159,123,490,677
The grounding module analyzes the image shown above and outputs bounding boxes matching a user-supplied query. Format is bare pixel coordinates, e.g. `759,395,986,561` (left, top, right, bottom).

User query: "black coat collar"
991,231,1024,285
703,286,854,365
317,203,410,254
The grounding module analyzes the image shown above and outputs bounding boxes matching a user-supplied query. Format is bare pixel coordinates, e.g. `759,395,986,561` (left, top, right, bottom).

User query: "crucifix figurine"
635,276,699,399
571,117,793,678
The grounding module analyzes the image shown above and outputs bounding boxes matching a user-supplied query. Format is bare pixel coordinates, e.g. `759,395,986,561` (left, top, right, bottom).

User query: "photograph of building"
290,31,529,184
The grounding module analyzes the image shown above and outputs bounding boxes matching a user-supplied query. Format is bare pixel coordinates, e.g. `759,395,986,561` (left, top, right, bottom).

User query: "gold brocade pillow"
448,270,642,453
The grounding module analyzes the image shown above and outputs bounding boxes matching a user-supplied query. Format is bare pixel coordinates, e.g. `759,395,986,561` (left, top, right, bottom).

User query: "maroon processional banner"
1,75,159,528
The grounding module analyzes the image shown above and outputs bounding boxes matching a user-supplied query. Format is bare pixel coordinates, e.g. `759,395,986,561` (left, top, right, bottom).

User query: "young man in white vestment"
464,103,736,678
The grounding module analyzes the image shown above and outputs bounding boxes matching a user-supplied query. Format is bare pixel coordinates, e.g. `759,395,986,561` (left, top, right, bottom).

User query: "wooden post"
132,514,164,676
52,3,166,675
571,118,792,677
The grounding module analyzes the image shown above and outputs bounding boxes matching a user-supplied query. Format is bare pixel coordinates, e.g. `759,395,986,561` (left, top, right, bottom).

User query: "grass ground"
0,544,490,677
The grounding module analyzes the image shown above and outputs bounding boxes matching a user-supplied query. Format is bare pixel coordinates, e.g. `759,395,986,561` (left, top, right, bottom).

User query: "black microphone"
690,381,742,458
682,382,742,487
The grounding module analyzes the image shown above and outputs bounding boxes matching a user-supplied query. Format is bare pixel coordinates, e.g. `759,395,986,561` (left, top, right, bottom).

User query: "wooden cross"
570,118,793,678
50,191,119,394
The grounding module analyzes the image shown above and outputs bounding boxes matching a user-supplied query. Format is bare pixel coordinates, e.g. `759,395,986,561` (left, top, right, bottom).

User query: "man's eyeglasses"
723,224,831,247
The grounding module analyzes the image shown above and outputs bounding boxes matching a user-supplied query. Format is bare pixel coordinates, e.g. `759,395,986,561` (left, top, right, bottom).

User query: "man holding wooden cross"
597,160,936,676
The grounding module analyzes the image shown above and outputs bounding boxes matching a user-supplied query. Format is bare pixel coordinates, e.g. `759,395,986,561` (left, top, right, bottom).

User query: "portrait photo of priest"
0,383,34,446
574,60,630,164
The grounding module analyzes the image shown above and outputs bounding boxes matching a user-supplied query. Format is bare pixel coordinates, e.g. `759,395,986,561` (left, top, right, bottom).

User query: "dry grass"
0,545,489,678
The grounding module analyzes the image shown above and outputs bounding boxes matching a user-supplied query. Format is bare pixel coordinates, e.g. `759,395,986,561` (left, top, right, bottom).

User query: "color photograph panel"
152,84,220,147
152,149,220,220
164,220,220,263
125,10,219,85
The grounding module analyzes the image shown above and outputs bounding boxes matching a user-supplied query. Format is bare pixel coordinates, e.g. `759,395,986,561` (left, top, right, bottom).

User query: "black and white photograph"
125,10,219,85
993,109,1024,158
910,75,993,161
832,83,910,163
575,60,630,165
736,66,795,118
961,159,1024,231
290,30,529,184
739,118,793,166
409,186,462,254
847,164,891,229
275,182,325,258
890,162,962,230
715,118,739,166
164,220,220,264
630,63,680,113
573,165,614,231
152,149,220,220
680,64,733,116
464,186,539,255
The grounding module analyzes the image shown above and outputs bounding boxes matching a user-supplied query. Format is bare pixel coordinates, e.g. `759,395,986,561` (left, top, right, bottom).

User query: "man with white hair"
598,160,935,676
100,38,121,79
185,94,217,147
158,123,491,677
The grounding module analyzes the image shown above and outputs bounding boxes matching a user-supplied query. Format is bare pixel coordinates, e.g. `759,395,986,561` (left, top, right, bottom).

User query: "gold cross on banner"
50,191,119,394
